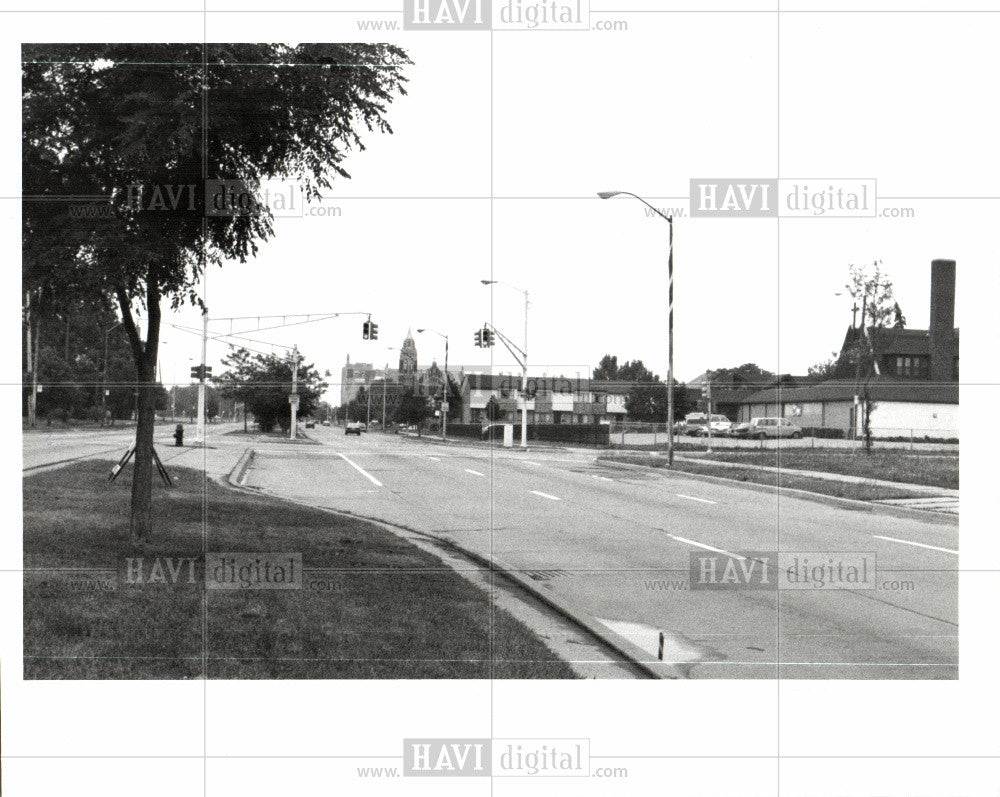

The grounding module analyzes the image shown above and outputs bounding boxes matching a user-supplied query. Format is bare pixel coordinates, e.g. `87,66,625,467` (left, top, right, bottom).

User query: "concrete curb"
598,457,959,527
227,447,255,487
221,451,679,679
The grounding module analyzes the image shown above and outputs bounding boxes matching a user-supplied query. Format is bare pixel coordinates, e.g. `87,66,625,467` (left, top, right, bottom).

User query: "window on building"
894,356,924,377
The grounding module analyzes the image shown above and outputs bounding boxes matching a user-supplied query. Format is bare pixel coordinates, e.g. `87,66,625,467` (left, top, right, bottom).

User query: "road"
22,422,246,477
243,427,959,679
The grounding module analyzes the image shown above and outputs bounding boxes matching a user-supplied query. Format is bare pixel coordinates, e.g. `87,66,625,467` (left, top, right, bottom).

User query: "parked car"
676,412,710,435
304,421,316,429
745,417,803,439
692,414,734,436
728,422,752,438
345,422,364,436
321,420,331,426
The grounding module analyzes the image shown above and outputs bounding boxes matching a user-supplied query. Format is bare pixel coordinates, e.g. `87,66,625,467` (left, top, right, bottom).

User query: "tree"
593,354,658,383
805,355,838,383
706,363,775,390
841,261,895,453
215,347,328,433
625,382,693,423
394,389,432,434
24,44,409,541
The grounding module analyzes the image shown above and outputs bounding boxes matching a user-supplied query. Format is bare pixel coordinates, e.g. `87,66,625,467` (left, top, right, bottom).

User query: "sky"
72,12,996,400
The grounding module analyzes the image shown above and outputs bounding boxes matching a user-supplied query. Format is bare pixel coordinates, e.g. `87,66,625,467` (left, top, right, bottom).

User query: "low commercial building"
459,374,632,426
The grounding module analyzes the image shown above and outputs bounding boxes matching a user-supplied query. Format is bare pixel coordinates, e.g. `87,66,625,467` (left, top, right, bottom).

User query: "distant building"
339,331,447,407
737,259,959,437
459,373,631,426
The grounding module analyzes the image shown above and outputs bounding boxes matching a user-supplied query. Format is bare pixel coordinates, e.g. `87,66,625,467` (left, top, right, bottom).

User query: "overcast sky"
129,13,997,398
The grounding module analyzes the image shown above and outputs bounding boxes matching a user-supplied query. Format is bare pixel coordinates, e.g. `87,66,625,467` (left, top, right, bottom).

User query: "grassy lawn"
24,461,575,679
696,449,958,490
602,453,929,501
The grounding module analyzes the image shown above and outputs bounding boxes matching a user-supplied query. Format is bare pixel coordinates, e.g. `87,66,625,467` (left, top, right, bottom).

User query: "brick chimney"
929,259,956,382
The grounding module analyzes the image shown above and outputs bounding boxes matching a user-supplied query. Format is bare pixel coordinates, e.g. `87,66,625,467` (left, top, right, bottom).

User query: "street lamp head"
416,328,426,333
480,279,496,285
597,191,622,199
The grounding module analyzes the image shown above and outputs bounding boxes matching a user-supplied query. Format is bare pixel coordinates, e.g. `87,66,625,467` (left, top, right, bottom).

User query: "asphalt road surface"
244,427,959,679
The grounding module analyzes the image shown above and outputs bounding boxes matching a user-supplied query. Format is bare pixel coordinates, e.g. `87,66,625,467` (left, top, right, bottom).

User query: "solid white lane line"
676,493,717,504
530,490,561,501
873,535,958,555
336,452,383,487
465,468,485,477
669,534,744,559
427,456,441,461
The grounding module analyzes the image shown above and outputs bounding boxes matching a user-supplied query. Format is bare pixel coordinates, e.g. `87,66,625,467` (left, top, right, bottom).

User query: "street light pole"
598,190,675,465
417,329,449,441
480,281,529,450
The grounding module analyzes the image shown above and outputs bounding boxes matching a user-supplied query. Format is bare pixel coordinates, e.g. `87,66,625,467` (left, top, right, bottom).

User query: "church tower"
399,330,418,390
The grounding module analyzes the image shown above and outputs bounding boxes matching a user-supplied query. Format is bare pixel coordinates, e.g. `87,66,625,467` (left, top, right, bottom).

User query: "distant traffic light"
474,329,483,347
362,321,370,339
484,328,495,347
370,322,378,340
190,365,212,380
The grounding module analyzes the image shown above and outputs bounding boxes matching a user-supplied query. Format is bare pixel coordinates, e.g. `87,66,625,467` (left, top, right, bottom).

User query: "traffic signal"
190,365,212,380
369,322,378,340
474,329,483,347
484,328,495,347
362,321,370,339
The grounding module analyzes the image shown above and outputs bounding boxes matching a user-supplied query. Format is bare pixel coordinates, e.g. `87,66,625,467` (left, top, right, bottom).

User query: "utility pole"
382,363,388,430
706,380,713,454
195,311,207,444
290,344,299,440
366,369,372,429
442,335,449,442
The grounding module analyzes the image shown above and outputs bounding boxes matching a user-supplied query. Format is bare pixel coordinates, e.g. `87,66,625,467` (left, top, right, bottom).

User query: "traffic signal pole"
195,311,207,444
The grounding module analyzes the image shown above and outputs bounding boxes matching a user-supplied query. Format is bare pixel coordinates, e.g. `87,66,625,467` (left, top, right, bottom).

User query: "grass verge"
24,461,575,679
602,453,928,501
690,449,958,490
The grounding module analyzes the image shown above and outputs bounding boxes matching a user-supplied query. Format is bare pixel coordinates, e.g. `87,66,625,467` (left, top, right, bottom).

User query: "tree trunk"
117,278,162,545
130,356,156,543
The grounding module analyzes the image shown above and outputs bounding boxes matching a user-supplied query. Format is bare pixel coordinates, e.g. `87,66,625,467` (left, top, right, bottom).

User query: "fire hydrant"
174,424,184,447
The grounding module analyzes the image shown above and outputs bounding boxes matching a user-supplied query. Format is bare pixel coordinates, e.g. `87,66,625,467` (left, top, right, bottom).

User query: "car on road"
304,421,316,429
691,414,734,436
321,420,331,426
745,417,803,439
345,422,364,436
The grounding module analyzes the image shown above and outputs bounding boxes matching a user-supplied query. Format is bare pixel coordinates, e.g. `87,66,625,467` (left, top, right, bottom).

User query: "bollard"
658,631,665,661
174,423,184,447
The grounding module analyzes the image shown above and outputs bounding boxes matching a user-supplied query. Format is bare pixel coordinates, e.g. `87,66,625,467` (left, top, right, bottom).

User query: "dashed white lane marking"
465,468,485,477
873,535,958,555
593,475,613,481
530,490,561,501
427,456,441,461
336,452,383,487
524,461,541,467
676,493,717,504
668,534,744,559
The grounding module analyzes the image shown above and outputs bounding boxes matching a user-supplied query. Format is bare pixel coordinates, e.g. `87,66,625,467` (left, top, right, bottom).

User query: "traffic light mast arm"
484,322,526,368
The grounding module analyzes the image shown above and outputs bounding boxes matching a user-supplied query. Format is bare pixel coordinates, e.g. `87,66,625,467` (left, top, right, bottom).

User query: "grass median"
601,453,931,501
687,449,958,490
24,461,575,679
